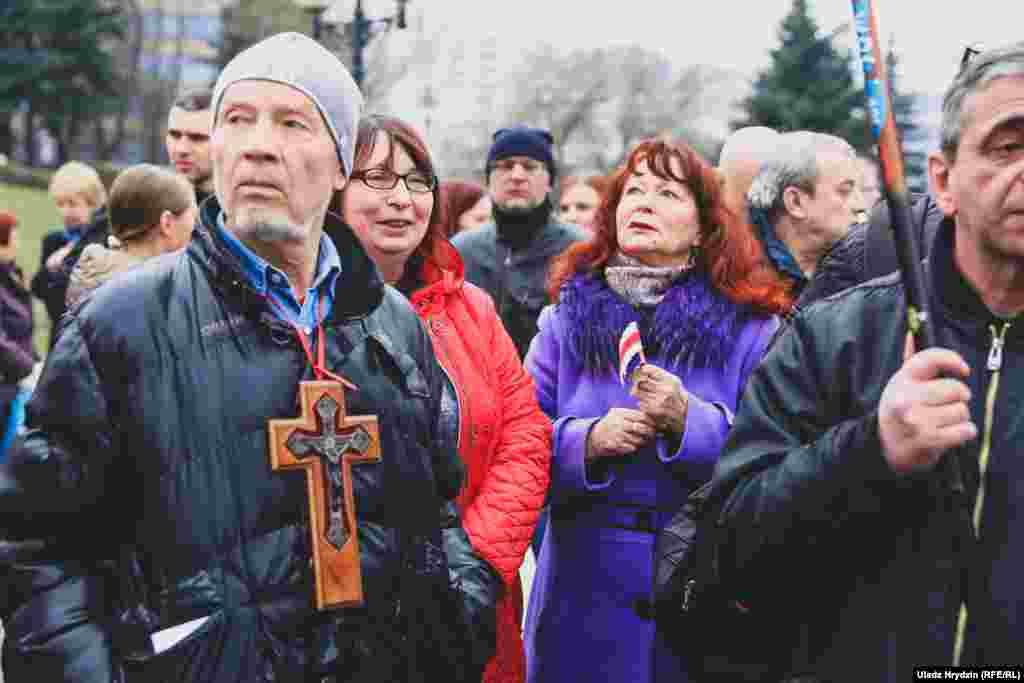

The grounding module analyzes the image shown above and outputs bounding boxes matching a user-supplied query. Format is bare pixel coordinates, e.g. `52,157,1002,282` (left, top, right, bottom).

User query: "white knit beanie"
212,32,363,177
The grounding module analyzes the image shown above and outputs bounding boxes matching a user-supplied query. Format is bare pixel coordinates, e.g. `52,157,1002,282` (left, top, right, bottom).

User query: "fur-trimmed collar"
558,269,754,374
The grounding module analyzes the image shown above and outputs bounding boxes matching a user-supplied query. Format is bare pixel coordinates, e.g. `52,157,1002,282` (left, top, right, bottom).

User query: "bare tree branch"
500,43,728,174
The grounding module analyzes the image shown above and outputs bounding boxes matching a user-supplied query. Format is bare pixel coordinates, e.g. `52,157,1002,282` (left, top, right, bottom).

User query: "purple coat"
522,272,779,683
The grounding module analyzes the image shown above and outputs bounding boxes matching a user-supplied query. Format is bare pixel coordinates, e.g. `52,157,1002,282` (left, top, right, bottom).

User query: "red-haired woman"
522,138,792,683
341,115,551,683
557,174,609,231
441,179,491,237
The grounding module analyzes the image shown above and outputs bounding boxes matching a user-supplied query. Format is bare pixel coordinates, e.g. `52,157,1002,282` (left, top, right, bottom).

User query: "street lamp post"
347,0,409,89
351,0,368,88
295,0,410,90
312,11,324,41
294,0,331,41
420,83,437,139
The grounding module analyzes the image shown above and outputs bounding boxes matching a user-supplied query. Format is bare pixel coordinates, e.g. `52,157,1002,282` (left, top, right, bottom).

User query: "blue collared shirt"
215,212,342,333
63,226,84,244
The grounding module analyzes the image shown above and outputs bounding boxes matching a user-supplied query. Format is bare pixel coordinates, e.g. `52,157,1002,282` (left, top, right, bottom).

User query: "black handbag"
652,479,790,682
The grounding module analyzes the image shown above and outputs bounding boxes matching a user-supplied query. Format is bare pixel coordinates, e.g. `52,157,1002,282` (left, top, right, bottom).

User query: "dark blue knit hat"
486,126,557,179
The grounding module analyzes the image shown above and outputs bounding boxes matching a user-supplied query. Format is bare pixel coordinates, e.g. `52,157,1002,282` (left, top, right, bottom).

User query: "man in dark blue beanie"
453,126,585,360
454,125,585,558
485,127,558,184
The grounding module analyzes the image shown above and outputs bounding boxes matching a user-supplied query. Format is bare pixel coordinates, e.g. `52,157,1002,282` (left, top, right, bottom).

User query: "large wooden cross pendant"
268,380,381,610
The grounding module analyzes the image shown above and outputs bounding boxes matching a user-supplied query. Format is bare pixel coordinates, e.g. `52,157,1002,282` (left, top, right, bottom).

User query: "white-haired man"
746,130,866,300
0,32,499,683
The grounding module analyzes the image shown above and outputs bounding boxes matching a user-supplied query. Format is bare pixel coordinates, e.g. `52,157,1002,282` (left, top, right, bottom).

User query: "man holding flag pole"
706,9,1024,677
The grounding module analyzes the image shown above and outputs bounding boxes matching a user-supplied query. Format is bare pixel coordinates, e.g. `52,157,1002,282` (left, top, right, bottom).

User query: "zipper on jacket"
953,320,1011,665
495,244,511,319
427,316,468,454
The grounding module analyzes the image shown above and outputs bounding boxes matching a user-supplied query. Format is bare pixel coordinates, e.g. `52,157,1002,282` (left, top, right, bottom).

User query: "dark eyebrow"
167,127,209,139
981,114,1024,147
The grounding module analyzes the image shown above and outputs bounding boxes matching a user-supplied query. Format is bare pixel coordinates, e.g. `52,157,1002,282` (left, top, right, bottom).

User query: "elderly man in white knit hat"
0,32,500,683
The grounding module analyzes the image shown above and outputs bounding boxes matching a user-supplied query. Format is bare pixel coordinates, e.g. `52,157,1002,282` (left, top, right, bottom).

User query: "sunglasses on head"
959,44,984,73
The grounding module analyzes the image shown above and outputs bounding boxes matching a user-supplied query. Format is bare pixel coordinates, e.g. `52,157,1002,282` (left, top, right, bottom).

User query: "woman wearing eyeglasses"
340,115,553,683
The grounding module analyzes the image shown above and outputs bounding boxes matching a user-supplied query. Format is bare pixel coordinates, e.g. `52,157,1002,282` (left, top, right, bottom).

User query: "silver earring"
686,246,699,269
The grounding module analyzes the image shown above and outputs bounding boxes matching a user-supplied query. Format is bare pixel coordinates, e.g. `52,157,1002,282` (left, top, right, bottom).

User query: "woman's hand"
586,408,657,461
46,243,73,272
629,363,689,435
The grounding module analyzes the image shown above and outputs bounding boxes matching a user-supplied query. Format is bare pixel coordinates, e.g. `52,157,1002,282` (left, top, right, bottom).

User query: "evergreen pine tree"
0,0,125,164
212,0,312,75
736,0,870,152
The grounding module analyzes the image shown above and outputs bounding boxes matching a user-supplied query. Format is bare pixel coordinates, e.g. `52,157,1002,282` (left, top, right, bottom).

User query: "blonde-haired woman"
32,160,109,336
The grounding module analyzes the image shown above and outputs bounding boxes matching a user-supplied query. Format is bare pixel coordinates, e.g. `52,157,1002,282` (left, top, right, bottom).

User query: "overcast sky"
413,0,1022,96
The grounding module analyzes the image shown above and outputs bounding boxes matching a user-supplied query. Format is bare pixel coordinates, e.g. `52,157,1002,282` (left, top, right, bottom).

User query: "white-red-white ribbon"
618,321,646,386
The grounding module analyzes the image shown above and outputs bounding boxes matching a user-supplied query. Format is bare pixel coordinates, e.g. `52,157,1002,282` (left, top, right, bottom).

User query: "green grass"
0,181,63,353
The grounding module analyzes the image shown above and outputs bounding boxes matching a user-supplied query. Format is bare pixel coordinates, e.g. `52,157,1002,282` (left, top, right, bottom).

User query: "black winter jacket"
30,229,72,331
0,198,501,682
714,219,1024,680
30,209,110,343
452,199,585,359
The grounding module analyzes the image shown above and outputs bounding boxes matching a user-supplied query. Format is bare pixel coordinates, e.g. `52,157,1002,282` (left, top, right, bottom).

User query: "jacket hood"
193,194,385,321
403,239,466,316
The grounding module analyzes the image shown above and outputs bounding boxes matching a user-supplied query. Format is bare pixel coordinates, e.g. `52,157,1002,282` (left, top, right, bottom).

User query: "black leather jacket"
713,219,1024,679
0,198,500,682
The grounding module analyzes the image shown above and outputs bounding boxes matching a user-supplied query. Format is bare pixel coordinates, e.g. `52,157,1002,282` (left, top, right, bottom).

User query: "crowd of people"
0,29,1023,683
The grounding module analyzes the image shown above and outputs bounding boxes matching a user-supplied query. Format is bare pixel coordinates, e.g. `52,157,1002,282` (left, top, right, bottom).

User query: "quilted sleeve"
460,292,552,585
0,313,119,682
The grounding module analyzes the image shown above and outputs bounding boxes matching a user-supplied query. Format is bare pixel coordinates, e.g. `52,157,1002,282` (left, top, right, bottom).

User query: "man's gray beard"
193,171,213,191
237,221,304,244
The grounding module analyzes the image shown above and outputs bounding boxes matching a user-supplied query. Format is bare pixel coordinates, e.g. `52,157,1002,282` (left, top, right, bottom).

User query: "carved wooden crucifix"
268,380,381,610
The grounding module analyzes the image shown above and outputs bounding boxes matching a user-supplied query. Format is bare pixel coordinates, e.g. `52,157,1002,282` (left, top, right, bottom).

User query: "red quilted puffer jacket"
410,242,551,683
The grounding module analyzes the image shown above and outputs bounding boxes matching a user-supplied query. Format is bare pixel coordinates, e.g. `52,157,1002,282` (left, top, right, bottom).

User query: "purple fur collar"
558,269,754,374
